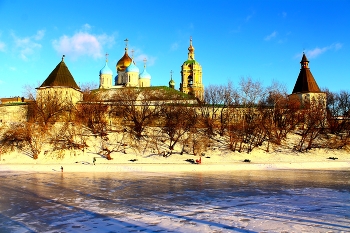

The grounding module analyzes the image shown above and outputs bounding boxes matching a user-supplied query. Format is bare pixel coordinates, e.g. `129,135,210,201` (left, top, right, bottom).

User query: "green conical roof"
40,57,80,90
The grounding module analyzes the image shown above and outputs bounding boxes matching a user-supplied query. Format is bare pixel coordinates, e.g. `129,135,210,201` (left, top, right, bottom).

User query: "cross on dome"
124,38,129,49
188,37,195,60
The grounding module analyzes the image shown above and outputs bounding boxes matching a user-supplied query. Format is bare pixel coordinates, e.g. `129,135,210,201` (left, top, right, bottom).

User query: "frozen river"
0,170,349,232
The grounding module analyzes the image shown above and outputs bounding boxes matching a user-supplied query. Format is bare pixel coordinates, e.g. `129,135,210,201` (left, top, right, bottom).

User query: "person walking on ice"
93,157,96,165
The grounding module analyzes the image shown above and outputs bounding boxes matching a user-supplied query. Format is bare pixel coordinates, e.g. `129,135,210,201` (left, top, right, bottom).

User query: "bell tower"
180,37,204,100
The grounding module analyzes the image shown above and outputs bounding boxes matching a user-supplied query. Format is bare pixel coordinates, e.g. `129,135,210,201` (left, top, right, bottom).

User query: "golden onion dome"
116,49,132,72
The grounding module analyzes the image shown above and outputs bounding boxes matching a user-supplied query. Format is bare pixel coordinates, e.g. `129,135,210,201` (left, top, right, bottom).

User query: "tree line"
1,77,350,160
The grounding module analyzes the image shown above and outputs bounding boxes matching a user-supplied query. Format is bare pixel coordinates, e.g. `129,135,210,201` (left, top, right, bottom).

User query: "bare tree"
323,88,350,148
24,85,74,126
111,88,163,139
258,83,299,151
72,84,112,136
199,84,221,136
238,77,266,153
294,95,327,152
217,81,239,136
161,102,198,154
49,121,88,152
0,123,46,159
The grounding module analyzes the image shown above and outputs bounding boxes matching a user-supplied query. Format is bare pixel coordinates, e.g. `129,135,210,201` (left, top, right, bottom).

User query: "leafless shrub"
188,129,209,156
49,122,88,151
0,123,46,159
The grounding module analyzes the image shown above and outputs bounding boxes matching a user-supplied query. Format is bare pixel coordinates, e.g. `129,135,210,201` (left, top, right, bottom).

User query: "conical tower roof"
292,53,321,93
40,56,80,90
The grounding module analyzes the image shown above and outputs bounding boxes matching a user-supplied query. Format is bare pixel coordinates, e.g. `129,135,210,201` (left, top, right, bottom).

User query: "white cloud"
34,30,45,40
82,23,91,31
264,31,278,41
134,54,156,67
116,44,156,67
305,43,343,58
0,41,5,52
52,29,115,60
334,43,343,50
245,12,255,22
97,33,115,48
12,30,45,61
131,49,157,67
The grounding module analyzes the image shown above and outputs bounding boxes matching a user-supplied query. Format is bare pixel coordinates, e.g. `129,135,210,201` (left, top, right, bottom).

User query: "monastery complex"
0,38,325,123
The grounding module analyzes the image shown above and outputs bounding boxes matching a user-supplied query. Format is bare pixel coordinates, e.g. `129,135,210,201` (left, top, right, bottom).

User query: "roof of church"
126,60,139,73
139,68,151,79
116,49,132,72
40,56,80,90
100,61,113,75
292,54,321,93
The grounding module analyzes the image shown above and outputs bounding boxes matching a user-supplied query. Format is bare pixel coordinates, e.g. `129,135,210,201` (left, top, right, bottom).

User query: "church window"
188,75,193,86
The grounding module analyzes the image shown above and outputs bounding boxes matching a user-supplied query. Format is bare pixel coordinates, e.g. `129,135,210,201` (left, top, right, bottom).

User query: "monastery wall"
0,105,28,123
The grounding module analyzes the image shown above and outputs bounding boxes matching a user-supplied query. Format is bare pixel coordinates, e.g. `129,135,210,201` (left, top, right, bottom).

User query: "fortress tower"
37,55,82,105
291,53,326,106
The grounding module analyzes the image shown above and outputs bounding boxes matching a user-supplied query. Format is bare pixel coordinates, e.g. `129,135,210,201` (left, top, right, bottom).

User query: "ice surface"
0,170,349,232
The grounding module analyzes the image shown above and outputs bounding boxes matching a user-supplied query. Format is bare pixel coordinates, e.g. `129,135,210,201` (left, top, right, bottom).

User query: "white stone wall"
36,87,83,105
100,73,112,89
0,105,28,123
139,78,151,87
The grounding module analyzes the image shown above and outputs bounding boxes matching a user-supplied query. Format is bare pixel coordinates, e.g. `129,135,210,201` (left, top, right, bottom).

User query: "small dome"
116,50,132,72
169,78,175,86
188,44,194,53
99,62,113,75
126,61,139,73
139,68,151,79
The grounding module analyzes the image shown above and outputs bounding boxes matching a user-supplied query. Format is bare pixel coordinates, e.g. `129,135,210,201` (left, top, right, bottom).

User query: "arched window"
188,75,193,86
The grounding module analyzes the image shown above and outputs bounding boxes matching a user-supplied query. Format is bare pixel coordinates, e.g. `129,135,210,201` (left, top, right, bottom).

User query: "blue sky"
0,0,349,97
